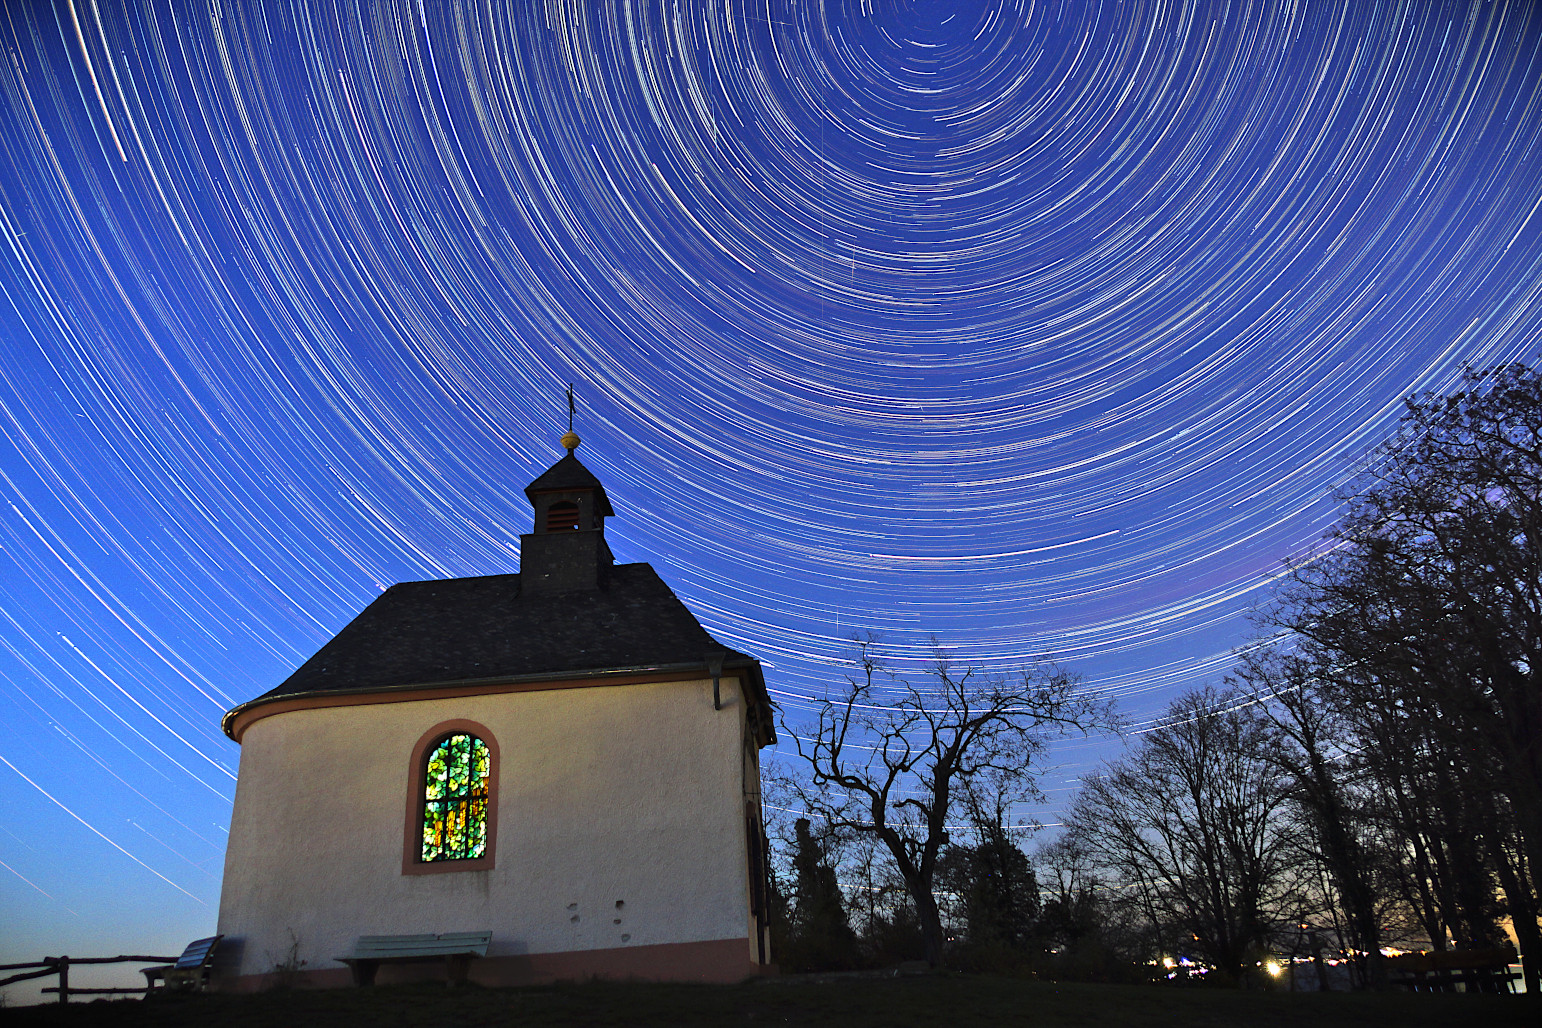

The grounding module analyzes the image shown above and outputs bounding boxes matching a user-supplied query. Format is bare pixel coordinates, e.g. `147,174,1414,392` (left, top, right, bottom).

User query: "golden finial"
561,384,580,451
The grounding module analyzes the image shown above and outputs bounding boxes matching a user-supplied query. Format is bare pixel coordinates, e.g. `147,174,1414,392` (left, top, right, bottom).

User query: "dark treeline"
772,366,1540,990
768,807,1137,982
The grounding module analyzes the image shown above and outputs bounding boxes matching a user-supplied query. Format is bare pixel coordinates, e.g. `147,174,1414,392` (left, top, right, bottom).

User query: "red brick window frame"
403,719,499,875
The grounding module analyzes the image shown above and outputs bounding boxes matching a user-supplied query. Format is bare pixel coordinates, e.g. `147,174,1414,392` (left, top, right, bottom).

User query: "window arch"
404,720,498,875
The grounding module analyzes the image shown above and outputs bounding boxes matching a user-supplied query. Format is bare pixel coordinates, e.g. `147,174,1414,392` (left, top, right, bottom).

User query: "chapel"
213,424,776,988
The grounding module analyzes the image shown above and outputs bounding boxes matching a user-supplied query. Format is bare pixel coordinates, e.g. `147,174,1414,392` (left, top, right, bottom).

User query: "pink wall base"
216,936,772,992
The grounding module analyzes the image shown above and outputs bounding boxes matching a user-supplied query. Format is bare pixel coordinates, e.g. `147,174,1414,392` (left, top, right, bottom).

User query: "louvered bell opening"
545,501,580,531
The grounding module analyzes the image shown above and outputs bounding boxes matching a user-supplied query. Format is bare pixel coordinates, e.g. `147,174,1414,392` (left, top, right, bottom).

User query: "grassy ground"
6,974,1537,1027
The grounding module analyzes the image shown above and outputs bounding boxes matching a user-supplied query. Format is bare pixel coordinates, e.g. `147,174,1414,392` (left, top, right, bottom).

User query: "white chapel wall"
216,676,751,979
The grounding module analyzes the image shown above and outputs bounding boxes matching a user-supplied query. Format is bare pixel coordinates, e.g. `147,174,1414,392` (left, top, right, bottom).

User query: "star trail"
2,0,1541,979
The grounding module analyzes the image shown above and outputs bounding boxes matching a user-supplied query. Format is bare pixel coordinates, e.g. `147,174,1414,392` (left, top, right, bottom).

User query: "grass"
5,974,1537,1027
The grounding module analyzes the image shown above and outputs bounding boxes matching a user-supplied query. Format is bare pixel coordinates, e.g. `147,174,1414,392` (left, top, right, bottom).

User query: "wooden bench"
142,935,222,994
337,932,492,986
1386,945,1520,994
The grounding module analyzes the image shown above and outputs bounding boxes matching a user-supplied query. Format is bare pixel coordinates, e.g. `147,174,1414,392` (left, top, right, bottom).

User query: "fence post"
56,955,69,1004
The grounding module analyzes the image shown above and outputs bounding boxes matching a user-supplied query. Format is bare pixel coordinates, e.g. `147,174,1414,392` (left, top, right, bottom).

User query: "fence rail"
0,954,177,1004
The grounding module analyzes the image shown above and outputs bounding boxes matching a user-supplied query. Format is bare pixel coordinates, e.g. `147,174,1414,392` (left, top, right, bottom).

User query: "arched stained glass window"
421,733,491,862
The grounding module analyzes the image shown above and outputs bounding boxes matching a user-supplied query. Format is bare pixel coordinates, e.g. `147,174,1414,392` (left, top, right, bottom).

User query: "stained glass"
421,733,491,862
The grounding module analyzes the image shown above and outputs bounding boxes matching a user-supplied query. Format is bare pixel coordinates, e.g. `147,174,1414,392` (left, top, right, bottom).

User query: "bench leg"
349,960,379,987
446,955,471,986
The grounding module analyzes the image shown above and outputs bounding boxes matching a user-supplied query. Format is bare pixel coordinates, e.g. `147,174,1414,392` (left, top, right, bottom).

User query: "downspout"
706,647,726,710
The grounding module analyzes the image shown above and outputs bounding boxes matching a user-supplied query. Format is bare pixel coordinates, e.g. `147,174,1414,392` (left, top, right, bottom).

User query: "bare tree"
1034,834,1107,953
1230,643,1389,988
778,637,1112,966
1270,363,1542,984
1065,687,1300,985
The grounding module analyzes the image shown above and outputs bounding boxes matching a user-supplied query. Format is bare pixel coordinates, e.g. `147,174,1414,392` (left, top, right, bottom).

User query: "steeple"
519,386,615,594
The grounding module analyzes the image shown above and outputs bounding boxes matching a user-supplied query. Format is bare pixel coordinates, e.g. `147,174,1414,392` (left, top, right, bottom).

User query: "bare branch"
778,638,1116,965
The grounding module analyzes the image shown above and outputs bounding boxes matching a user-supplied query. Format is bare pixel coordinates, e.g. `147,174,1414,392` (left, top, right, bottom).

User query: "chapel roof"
226,562,766,727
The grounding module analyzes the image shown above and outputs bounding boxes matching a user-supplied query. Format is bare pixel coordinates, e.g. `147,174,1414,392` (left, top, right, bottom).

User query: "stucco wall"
216,676,753,979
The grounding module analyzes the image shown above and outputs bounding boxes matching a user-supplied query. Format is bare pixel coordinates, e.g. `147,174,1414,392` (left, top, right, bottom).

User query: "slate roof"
236,561,757,704
523,452,614,515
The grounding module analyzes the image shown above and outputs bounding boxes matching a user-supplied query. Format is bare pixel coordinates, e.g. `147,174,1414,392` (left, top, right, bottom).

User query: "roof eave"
223,657,773,742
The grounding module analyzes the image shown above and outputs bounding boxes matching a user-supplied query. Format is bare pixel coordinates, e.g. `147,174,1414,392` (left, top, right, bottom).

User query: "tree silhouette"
780,637,1111,966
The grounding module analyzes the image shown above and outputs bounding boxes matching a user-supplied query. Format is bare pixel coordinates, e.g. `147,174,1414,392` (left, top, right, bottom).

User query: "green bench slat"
342,931,492,962
143,935,223,994
174,936,221,970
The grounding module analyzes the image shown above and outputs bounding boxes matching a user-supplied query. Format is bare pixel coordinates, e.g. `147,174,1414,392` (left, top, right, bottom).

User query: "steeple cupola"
518,391,615,594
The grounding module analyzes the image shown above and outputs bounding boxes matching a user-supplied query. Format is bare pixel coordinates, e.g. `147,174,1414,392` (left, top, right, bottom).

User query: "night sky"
3,1,1541,985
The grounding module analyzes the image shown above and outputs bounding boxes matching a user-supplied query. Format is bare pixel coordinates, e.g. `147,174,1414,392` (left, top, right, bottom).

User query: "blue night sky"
2,0,1541,990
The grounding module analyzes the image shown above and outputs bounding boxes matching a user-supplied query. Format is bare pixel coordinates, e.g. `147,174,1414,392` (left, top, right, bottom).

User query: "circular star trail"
1,0,1540,967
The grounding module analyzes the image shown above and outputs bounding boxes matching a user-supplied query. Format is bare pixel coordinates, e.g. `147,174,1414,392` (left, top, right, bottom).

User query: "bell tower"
519,389,615,594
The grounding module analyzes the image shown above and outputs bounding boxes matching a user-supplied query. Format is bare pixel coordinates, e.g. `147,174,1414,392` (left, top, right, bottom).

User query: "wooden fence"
0,954,176,1003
